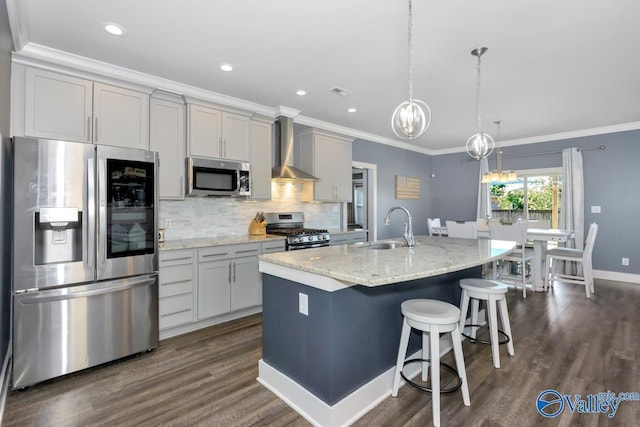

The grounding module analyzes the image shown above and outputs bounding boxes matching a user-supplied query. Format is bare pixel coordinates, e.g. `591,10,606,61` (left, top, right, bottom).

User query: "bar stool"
392,299,470,427
459,278,515,369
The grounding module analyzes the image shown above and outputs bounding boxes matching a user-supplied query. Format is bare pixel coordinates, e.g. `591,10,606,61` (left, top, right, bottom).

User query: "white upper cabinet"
93,83,149,150
24,68,93,142
188,104,221,158
22,67,150,149
187,103,250,161
300,129,354,202
248,117,274,200
150,92,186,200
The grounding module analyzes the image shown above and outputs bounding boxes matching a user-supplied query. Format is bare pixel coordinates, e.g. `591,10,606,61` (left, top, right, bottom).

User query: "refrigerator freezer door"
12,274,159,389
13,137,96,290
96,145,158,281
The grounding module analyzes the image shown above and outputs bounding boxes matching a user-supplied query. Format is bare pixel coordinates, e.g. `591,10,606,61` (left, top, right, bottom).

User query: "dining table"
477,226,576,291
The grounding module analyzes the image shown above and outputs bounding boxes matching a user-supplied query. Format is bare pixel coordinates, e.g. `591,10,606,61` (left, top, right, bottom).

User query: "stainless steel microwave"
186,157,251,197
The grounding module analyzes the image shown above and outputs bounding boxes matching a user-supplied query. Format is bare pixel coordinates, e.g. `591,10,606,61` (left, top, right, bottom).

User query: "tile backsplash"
159,181,341,240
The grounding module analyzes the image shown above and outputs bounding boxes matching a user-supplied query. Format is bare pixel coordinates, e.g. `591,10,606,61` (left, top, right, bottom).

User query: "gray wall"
352,139,433,240
0,0,13,376
430,130,640,275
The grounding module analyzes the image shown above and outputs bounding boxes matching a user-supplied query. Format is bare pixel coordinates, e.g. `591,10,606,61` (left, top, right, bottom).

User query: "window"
489,167,562,227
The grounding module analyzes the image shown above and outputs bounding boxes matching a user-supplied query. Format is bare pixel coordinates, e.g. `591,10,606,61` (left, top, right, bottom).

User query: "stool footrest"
461,324,511,345
400,358,462,394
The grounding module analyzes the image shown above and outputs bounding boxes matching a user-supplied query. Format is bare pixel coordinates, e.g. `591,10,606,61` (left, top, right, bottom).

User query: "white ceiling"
6,0,640,153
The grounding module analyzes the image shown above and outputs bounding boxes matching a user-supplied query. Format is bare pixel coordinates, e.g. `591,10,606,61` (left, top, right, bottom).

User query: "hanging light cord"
495,120,502,171
407,0,414,103
475,52,483,132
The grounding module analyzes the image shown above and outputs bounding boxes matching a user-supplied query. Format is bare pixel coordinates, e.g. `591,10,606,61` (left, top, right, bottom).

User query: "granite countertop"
259,235,515,287
159,234,285,251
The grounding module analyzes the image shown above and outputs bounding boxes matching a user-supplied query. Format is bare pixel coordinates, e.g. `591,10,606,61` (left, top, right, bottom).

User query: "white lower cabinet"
230,256,261,311
197,260,232,318
159,240,285,337
197,243,261,320
159,249,195,330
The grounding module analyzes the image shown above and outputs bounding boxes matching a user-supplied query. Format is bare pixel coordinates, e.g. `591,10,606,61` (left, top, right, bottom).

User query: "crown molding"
294,115,433,155
273,106,300,118
432,122,640,156
12,43,276,118
5,0,28,51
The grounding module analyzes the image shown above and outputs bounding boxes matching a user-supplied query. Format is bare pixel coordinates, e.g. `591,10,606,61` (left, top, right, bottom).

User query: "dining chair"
427,218,442,236
445,221,477,239
489,222,534,298
544,222,598,298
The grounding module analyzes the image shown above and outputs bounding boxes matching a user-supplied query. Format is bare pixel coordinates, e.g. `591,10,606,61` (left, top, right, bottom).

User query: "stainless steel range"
265,212,330,250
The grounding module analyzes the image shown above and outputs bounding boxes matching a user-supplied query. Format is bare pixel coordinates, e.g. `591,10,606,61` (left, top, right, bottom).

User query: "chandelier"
391,0,431,140
466,47,494,159
481,121,518,183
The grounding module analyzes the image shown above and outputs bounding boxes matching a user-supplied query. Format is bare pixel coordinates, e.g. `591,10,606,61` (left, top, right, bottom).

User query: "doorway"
348,161,377,242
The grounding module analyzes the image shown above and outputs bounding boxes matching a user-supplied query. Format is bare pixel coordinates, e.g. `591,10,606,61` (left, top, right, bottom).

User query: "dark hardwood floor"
4,279,639,426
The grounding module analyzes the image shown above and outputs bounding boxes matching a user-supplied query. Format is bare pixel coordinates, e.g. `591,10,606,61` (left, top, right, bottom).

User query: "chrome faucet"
384,206,415,247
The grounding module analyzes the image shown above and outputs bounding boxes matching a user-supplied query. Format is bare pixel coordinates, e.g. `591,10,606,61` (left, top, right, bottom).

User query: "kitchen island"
257,236,515,426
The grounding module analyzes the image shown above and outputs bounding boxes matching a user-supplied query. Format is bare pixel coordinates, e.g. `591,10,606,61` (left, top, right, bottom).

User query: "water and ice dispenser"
34,207,83,265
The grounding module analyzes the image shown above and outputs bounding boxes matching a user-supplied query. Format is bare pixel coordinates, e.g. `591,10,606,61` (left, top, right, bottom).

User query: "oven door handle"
288,243,331,251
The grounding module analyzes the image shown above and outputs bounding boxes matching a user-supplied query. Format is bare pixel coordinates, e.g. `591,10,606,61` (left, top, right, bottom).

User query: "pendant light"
481,121,518,183
391,0,431,140
466,47,494,159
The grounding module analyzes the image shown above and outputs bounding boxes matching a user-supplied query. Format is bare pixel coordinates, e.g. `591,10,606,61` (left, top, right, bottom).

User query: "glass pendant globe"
466,132,494,160
391,99,431,139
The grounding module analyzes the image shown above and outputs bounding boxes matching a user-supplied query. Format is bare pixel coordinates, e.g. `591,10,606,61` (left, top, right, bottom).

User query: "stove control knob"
310,235,316,241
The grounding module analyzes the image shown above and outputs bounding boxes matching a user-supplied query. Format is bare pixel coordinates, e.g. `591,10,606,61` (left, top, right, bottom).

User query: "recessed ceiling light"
347,108,357,113
103,23,127,37
296,90,307,96
220,64,233,72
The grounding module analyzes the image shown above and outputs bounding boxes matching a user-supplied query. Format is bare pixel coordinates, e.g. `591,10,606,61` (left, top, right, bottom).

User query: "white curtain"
560,147,584,274
477,157,491,219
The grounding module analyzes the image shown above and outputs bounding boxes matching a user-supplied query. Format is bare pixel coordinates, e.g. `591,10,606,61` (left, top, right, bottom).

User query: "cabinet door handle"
219,137,223,157
228,262,232,283
95,117,98,142
161,308,191,317
235,249,258,254
202,252,229,258
232,262,236,282
87,116,92,142
163,256,192,262
161,279,191,286
223,139,227,157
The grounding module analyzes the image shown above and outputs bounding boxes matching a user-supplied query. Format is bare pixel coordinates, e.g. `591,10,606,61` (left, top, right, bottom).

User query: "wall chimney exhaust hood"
272,116,319,181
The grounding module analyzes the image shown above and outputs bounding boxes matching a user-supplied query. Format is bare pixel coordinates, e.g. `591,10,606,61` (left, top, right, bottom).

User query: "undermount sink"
358,241,405,250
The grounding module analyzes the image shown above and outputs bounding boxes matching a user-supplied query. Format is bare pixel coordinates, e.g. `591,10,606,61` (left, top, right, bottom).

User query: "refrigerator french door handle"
86,158,95,269
19,275,157,304
97,157,107,267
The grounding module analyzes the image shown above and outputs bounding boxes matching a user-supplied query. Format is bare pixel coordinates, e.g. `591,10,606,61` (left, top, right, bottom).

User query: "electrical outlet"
332,204,340,213
299,292,309,316
622,257,630,266
591,206,601,213
164,219,172,228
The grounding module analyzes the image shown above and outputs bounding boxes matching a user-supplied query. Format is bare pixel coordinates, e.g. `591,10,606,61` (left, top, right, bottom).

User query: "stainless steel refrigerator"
12,137,159,389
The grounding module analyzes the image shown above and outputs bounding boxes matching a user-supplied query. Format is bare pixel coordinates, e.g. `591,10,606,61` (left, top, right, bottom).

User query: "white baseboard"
0,342,12,424
593,270,640,284
258,335,457,427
